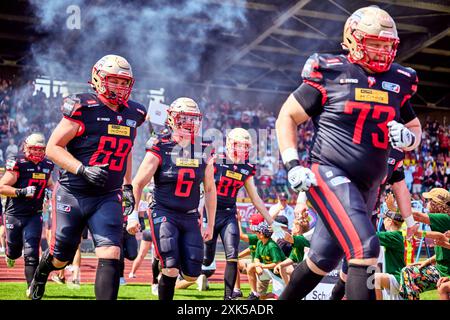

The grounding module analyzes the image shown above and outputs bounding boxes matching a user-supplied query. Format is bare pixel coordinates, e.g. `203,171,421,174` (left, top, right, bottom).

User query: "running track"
0,255,248,284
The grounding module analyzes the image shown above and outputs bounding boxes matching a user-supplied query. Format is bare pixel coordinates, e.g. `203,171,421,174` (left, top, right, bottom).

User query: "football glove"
122,184,135,216
270,221,287,241
288,166,317,192
16,186,36,198
76,163,109,187
387,120,415,149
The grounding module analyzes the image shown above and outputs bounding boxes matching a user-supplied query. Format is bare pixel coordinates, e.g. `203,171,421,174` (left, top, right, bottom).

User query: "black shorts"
5,214,42,260
149,208,203,277
204,212,239,265
49,183,123,262
306,163,380,271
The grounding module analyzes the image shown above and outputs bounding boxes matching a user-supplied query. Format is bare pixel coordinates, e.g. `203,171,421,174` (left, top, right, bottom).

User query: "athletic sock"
152,258,160,284
345,264,376,300
95,258,120,300
278,260,324,300
25,264,38,287
329,277,346,300
224,261,238,299
158,274,177,300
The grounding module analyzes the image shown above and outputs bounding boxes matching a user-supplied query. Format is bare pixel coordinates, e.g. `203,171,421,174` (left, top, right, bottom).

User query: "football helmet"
226,128,252,162
24,133,46,163
342,6,399,73
166,97,202,138
91,54,134,106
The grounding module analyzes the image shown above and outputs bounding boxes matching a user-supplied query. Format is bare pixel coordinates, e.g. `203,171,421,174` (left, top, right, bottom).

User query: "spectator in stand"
5,138,18,160
438,127,449,157
404,165,414,192
269,192,295,231
412,164,424,195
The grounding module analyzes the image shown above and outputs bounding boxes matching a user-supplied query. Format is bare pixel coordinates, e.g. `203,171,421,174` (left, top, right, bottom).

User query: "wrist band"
281,148,299,165
405,215,415,228
285,159,301,172
297,192,307,204
128,210,139,223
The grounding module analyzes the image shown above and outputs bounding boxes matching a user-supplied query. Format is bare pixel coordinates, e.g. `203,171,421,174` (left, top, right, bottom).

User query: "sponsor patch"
43,169,50,173
339,78,359,84
382,81,400,93
326,58,343,66
153,216,167,225
57,203,71,212
240,169,249,175
330,176,351,187
126,119,137,128
355,88,389,104
6,224,13,230
176,158,199,167
397,68,411,78
97,117,111,121
226,170,243,180
32,173,46,179
108,124,130,136
387,158,395,165
325,171,333,178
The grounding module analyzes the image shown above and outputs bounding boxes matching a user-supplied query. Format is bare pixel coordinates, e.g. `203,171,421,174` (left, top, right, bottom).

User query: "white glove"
387,120,415,149
288,166,317,192
270,221,287,242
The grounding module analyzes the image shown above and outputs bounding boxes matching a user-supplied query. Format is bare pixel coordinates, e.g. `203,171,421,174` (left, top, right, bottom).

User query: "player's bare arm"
0,170,19,197
46,117,82,173
202,158,217,241
244,176,274,225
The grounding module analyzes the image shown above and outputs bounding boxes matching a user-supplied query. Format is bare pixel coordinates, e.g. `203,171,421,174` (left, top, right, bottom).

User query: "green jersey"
255,238,286,270
288,235,310,263
377,230,405,283
429,213,450,277
248,233,258,261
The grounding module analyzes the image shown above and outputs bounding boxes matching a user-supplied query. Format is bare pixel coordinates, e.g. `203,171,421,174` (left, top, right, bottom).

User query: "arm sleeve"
400,100,417,124
292,83,324,117
145,137,162,165
388,167,405,184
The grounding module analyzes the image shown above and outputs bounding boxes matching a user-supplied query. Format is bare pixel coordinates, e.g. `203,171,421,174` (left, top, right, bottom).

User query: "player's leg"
23,214,43,289
29,185,84,300
179,215,204,292
219,215,240,299
310,164,380,300
329,259,348,300
279,216,343,300
88,192,124,300
129,229,152,277
150,210,181,300
0,215,6,253
4,215,23,267
120,229,138,285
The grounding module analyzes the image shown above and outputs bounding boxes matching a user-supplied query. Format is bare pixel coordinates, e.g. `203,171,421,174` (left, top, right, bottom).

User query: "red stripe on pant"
311,163,364,260
49,182,59,255
148,209,165,269
309,187,352,259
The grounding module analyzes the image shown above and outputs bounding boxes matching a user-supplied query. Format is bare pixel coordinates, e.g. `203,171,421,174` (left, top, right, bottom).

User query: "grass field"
0,282,439,300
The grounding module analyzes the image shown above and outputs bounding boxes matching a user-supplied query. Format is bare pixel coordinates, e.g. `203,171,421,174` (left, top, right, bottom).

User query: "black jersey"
4,157,54,216
214,154,256,213
146,134,214,214
294,53,418,190
58,93,147,195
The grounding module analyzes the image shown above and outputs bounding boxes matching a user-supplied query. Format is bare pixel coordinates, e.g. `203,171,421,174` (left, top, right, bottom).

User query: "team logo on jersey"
117,115,123,124
57,203,71,212
108,124,130,136
176,158,199,167
32,173,46,179
382,81,400,93
27,169,35,172
368,76,376,88
226,170,243,181
43,169,50,173
355,88,389,104
388,158,395,165
126,119,137,128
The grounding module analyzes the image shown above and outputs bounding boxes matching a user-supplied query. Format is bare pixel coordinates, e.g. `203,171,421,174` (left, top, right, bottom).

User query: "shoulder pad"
6,158,17,171
301,53,345,82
